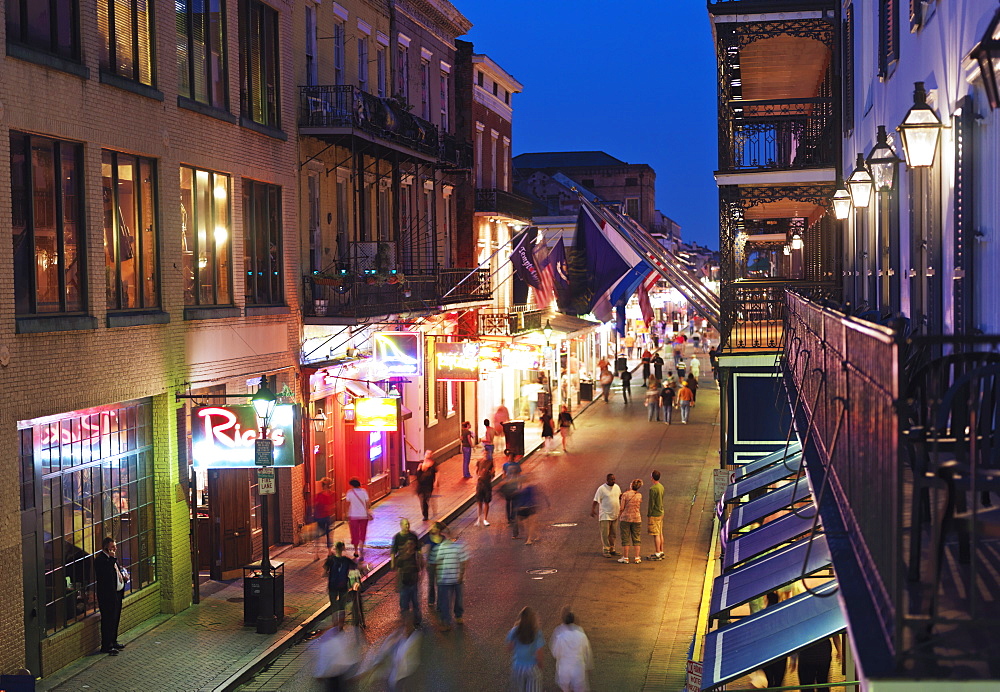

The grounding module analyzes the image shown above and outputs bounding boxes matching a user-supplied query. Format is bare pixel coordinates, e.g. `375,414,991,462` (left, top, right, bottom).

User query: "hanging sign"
354,397,399,431
192,404,301,468
373,332,422,376
435,342,480,381
477,343,503,374
503,343,542,370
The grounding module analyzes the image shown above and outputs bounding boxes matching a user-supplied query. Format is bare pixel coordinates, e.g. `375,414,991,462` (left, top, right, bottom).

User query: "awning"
549,314,602,338
723,454,803,503
724,480,811,535
734,442,803,481
723,509,819,571
710,535,831,616
701,580,845,690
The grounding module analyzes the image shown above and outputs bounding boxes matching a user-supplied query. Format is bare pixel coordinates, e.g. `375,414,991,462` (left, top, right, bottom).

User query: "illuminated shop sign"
373,332,421,376
435,342,480,381
192,404,301,468
354,397,399,432
477,344,503,374
369,431,384,461
503,343,542,370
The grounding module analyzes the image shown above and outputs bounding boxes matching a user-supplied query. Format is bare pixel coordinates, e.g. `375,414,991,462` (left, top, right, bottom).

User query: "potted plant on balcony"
360,269,407,287
311,269,352,294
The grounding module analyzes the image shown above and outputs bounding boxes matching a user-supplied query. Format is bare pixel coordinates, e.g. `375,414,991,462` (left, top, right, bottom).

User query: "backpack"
329,557,351,592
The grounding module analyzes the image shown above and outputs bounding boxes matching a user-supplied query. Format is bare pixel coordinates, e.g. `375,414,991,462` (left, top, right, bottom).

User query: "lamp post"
866,126,902,310
251,376,277,634
542,320,554,408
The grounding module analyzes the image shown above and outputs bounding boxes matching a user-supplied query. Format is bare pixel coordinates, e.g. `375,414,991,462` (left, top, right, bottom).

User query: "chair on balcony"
901,353,1000,582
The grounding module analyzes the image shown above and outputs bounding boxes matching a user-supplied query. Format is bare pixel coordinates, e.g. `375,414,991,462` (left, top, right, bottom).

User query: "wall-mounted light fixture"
790,233,804,251
897,82,944,168
832,187,852,220
867,126,902,190
968,5,1000,110
847,153,874,208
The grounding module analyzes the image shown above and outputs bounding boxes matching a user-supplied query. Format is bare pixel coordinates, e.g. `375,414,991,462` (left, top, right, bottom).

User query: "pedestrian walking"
646,471,665,560
659,385,675,425
430,526,469,631
313,610,363,692
795,636,834,692
325,541,360,622
390,521,422,628
641,349,652,386
651,351,664,382
476,467,493,526
507,607,545,692
557,405,575,451
591,474,622,557
313,477,337,556
686,373,700,403
618,479,644,564
688,355,702,380
421,522,445,608
517,474,550,545
366,612,422,692
500,465,523,538
620,369,632,403
540,407,555,454
709,346,719,381
550,608,593,692
644,381,662,422
461,421,474,478
414,453,437,522
94,537,128,656
345,478,371,560
494,404,511,438
598,368,613,403
614,352,628,375
482,418,496,468
677,379,695,424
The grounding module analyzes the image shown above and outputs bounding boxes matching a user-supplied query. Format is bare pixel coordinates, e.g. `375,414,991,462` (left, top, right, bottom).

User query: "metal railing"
720,280,838,351
478,305,544,336
474,188,536,223
720,98,836,172
783,292,1000,679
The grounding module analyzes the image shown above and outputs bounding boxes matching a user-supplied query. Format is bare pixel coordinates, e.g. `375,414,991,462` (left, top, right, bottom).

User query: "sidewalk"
37,394,589,692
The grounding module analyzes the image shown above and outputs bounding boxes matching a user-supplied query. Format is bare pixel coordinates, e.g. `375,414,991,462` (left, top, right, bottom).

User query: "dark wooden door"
208,469,252,580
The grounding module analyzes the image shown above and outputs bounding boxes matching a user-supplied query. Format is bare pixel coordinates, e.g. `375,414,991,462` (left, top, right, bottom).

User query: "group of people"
507,606,594,692
591,470,667,562
643,372,697,424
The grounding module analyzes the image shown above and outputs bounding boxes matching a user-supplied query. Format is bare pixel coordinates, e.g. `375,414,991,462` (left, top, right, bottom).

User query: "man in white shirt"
551,608,593,692
590,474,621,557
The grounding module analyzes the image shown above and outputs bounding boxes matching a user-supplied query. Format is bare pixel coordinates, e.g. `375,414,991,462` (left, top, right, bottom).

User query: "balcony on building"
477,304,545,337
303,241,491,322
474,188,536,224
299,85,470,167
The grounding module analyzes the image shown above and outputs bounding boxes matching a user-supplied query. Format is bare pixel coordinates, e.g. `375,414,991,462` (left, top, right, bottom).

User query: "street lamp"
543,320,553,343
847,153,874,208
832,187,852,220
897,82,943,168
309,408,327,433
969,6,1000,110
790,233,804,251
250,376,278,634
866,125,901,190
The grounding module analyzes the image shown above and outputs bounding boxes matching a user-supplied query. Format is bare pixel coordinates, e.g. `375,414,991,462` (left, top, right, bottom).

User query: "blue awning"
701,580,845,690
711,535,831,616
724,480,811,535
723,509,819,571
723,453,803,503
734,442,803,481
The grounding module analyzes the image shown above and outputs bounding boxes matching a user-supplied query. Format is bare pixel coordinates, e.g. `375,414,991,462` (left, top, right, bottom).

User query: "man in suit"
94,537,128,655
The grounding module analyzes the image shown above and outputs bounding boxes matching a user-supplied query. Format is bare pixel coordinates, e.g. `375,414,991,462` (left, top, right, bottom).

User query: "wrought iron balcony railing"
478,305,544,336
719,97,836,172
474,188,536,223
720,280,838,351
304,267,491,319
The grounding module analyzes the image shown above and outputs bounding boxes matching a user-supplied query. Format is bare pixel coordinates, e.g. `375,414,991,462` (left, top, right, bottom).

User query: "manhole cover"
551,523,577,527
526,568,558,575
226,597,245,603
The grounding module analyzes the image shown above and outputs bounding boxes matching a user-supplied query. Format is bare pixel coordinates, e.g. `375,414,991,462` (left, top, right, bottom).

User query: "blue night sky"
463,1,720,250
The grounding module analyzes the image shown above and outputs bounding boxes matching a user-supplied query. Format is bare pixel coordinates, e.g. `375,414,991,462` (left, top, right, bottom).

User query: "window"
439,70,449,130
475,127,484,187
307,172,321,273
491,134,498,188
20,400,156,636
878,0,898,78
98,0,154,85
176,0,228,108
102,151,159,310
357,35,368,92
476,70,483,87
502,139,510,191
376,44,387,97
420,60,430,120
10,132,85,315
844,5,855,132
333,21,345,85
492,81,498,97
6,0,80,59
239,0,280,128
180,166,232,306
505,89,510,105
304,5,317,86
625,197,641,222
243,180,283,305
396,43,408,101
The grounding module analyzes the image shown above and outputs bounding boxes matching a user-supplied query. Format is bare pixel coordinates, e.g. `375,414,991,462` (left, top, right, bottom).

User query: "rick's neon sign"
192,404,301,467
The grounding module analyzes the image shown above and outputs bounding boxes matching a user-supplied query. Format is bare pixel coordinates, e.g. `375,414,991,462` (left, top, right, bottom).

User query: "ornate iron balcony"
478,305,544,336
719,97,836,172
474,188,536,223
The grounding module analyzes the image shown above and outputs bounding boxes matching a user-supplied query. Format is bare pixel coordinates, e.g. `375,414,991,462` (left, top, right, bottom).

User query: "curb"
216,396,601,691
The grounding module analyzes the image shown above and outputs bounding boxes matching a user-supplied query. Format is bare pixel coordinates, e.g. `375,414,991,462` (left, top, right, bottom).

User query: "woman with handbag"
345,478,371,561
557,405,575,452
598,369,614,403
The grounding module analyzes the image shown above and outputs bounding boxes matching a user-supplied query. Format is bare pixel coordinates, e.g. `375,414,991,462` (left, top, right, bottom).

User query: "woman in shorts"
617,479,644,564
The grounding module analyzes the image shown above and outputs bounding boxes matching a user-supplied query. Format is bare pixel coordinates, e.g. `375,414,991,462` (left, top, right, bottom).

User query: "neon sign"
354,398,399,432
373,332,421,376
477,344,503,374
435,342,480,381
503,343,542,370
192,404,301,467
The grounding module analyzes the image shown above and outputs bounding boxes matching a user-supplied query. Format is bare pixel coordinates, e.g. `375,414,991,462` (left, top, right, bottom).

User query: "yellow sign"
354,397,399,431
435,342,480,381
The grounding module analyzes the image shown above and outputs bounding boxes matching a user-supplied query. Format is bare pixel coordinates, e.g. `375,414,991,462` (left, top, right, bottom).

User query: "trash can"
502,420,526,456
579,381,594,402
244,561,285,627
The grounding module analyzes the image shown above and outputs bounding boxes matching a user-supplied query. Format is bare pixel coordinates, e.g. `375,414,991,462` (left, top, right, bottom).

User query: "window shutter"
844,6,854,132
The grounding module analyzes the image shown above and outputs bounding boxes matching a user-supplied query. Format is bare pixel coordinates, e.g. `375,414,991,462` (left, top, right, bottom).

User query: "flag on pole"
637,269,657,326
565,203,644,316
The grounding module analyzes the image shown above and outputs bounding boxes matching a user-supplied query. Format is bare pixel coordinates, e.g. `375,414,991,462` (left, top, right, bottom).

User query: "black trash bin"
502,420,526,456
244,561,285,627
579,381,594,402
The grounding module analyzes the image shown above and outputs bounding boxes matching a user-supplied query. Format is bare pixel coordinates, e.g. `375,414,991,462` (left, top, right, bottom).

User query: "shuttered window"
844,5,855,132
239,0,280,127
98,0,154,85
6,0,80,60
243,179,284,306
879,0,899,78
176,0,228,108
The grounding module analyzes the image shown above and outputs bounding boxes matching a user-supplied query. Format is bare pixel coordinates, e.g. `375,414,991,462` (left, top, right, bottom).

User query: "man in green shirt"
646,470,665,560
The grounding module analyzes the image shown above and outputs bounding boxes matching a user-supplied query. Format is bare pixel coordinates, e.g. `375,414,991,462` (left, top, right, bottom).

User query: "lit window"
180,166,233,306
98,0,154,85
239,0,281,128
176,0,228,108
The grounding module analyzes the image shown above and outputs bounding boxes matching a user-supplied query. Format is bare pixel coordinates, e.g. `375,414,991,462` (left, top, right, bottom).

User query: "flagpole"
438,228,529,302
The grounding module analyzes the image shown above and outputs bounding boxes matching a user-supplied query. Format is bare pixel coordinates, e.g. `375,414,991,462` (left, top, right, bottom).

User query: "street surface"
239,377,720,692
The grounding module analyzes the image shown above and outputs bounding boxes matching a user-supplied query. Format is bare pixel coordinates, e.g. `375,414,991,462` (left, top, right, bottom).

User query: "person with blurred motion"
598,367,614,403
476,466,493,526
325,542,360,624
500,460,523,538
314,610,363,692
619,368,632,404
414,453,436,522
550,608,593,692
390,519,422,627
651,351,664,382
644,378,662,422
507,606,545,692
539,407,555,454
516,474,550,545
557,405,575,451
430,526,469,631
421,522,446,608
313,477,337,556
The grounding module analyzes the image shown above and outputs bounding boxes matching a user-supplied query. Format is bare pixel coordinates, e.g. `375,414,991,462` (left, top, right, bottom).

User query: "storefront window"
21,401,156,636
